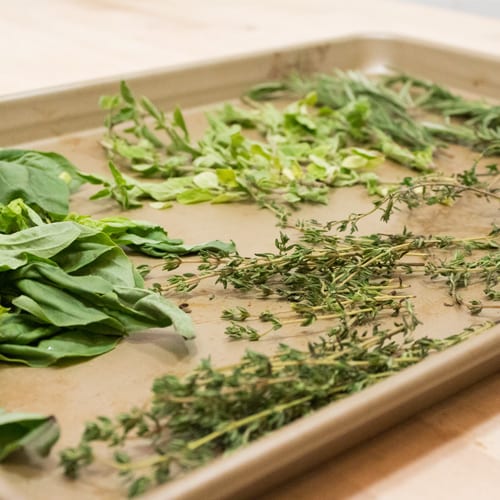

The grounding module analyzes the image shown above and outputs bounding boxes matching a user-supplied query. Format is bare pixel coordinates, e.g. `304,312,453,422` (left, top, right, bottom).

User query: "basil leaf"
0,149,87,217
0,160,70,216
0,219,195,366
73,216,236,257
0,149,84,194
0,409,60,461
0,332,120,367
0,222,81,271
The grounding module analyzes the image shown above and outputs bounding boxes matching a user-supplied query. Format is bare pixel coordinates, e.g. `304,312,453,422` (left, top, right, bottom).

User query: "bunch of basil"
0,149,232,367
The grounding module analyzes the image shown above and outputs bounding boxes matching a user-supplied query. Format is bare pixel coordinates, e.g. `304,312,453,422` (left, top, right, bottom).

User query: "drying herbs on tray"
156,165,499,345
59,320,496,498
93,70,500,218
60,165,499,497
2,70,500,499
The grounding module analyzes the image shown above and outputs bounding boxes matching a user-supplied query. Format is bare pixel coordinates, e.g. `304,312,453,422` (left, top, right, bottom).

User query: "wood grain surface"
0,1,499,499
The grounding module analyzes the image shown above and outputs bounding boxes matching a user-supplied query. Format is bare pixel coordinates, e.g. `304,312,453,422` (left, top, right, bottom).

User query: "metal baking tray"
0,35,499,500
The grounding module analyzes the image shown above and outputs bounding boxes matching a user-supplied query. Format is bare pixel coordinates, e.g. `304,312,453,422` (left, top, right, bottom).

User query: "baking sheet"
0,35,499,500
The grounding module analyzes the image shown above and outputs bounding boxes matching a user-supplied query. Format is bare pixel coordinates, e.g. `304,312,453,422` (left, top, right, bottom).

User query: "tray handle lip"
143,324,500,500
3,31,500,104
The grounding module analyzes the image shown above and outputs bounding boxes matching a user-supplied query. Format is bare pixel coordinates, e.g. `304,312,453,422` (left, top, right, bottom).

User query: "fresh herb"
66,214,236,258
164,226,498,341
0,409,60,461
0,200,194,367
92,81,403,212
0,149,84,217
250,70,500,156
247,71,435,167
92,71,500,216
332,164,500,232
59,166,499,496
0,146,236,366
160,167,499,343
383,74,500,153
59,319,496,497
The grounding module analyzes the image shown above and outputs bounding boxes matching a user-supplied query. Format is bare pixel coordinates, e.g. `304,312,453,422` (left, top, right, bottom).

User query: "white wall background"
397,0,500,18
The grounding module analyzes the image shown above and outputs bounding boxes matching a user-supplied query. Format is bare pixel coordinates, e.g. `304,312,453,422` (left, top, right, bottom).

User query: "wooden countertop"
1,1,499,499
4,0,500,97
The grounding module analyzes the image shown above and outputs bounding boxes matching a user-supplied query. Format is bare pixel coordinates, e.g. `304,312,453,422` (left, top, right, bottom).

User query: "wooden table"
1,1,499,498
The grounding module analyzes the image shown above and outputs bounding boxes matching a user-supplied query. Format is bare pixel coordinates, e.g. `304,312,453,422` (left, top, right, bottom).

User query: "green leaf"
341,155,367,169
210,192,247,204
0,155,73,216
99,95,121,110
114,139,155,162
120,81,135,105
105,161,143,209
0,314,59,345
0,199,46,234
107,107,137,127
140,96,163,122
12,280,118,329
0,161,68,216
0,149,85,194
193,171,219,190
74,215,235,257
177,188,215,205
141,177,194,201
0,409,60,461
173,107,190,139
216,168,239,187
246,81,287,101
0,222,81,271
0,332,121,367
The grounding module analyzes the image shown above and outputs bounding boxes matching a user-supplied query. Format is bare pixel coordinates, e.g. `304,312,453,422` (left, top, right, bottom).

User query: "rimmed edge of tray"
3,33,500,147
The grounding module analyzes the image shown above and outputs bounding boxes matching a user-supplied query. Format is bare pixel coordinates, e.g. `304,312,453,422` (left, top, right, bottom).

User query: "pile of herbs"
59,165,499,497
0,150,234,366
2,72,499,498
0,205,194,366
92,71,500,216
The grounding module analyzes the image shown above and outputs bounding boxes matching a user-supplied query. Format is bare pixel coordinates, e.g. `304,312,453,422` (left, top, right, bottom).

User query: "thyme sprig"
162,227,498,341
59,170,499,497
327,164,499,233
156,166,498,341
59,319,497,497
